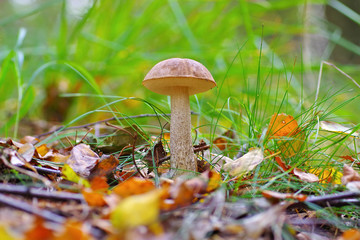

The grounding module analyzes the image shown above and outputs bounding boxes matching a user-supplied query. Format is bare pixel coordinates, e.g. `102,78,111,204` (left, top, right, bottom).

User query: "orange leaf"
267,113,299,138
213,137,227,151
82,189,107,207
54,220,91,240
339,229,360,240
112,177,155,198
90,176,109,192
24,217,54,240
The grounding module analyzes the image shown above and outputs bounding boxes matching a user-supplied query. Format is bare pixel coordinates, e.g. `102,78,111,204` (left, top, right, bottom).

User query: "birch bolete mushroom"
143,58,216,175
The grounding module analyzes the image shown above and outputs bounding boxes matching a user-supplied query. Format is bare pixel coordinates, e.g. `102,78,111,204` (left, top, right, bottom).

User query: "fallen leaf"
338,229,360,240
341,164,360,184
90,176,109,191
293,168,319,183
82,189,107,207
206,170,222,192
54,220,91,240
62,164,90,187
320,121,359,137
17,143,35,163
309,167,342,184
88,155,119,180
24,217,54,240
267,113,299,139
213,137,227,151
112,177,155,198
262,190,307,203
110,189,161,230
66,144,99,178
223,148,264,177
0,226,18,240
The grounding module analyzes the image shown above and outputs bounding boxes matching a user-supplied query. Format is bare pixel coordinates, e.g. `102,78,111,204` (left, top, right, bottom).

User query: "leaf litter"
0,114,359,239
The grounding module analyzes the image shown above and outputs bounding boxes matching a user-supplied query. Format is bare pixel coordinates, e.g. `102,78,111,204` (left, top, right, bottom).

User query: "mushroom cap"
143,58,216,95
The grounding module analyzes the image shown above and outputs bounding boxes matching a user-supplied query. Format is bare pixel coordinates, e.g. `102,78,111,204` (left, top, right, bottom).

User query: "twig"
287,191,360,211
0,184,84,202
158,144,210,165
0,193,66,224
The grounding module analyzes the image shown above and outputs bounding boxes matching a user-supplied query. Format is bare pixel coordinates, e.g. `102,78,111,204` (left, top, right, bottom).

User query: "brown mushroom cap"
143,58,216,95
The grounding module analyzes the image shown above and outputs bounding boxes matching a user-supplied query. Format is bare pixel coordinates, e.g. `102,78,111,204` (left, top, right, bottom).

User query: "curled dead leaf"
293,168,319,183
223,148,264,177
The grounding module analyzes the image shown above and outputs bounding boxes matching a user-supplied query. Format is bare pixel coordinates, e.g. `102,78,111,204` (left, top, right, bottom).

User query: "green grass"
1,0,360,236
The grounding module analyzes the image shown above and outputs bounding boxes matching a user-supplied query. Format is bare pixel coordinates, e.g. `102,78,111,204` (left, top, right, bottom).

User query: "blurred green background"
1,0,360,138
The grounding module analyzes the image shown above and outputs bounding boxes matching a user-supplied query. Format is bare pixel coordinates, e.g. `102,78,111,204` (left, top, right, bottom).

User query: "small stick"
0,184,84,202
0,193,66,224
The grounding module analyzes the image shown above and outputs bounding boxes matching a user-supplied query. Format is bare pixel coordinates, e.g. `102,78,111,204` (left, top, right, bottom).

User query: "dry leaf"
223,148,264,177
293,168,319,183
267,113,299,138
262,190,307,203
320,121,359,137
213,137,227,150
66,144,99,178
341,164,360,184
337,229,360,240
88,155,119,180
112,177,155,198
24,217,54,240
82,189,107,207
54,220,91,240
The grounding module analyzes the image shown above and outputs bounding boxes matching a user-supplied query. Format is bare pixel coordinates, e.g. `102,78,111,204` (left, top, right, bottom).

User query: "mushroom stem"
170,87,196,175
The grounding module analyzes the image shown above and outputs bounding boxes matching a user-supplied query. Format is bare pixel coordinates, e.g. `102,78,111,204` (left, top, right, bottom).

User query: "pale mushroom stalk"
142,58,216,176
170,87,196,172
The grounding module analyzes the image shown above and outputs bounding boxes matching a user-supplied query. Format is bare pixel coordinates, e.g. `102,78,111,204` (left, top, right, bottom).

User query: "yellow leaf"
110,189,161,230
62,164,90,188
0,226,18,240
309,168,343,184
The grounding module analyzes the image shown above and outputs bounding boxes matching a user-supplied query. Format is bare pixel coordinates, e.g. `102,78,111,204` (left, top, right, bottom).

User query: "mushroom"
143,58,216,175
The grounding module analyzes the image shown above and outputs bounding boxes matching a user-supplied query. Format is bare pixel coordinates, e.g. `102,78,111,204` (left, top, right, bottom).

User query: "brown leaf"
293,168,319,183
88,155,119,180
66,144,99,178
143,141,167,169
262,190,307,204
341,164,360,184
